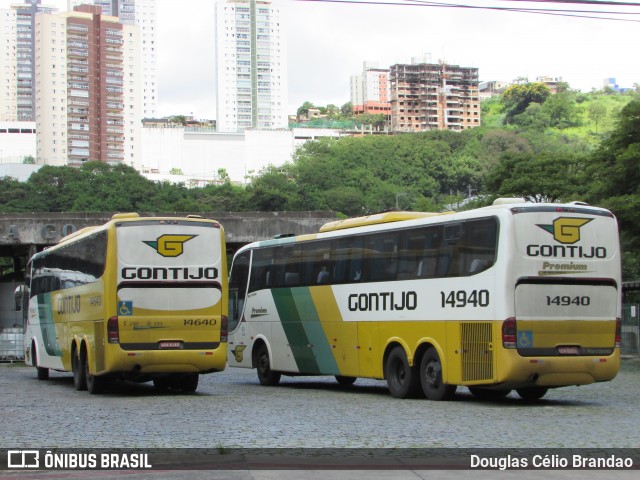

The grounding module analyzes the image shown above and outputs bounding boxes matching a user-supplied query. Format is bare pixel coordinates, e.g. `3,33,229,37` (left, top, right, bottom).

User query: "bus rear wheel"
516,387,548,400
83,352,104,395
468,387,510,400
335,375,356,386
256,344,281,386
385,346,420,399
72,349,86,391
178,373,199,393
420,347,456,401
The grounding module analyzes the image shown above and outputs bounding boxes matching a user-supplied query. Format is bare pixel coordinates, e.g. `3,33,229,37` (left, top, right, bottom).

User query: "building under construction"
390,61,480,132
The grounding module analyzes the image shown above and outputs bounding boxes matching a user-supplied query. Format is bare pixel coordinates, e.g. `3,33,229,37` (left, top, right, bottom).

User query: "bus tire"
516,387,548,400
335,375,356,386
468,387,510,400
179,373,199,393
256,344,281,386
72,349,87,391
33,344,49,381
385,346,420,399
420,347,456,401
83,352,104,395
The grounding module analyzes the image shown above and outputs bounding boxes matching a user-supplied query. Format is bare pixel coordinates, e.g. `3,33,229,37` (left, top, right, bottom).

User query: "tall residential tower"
69,0,157,118
35,4,140,165
0,1,57,122
215,0,288,133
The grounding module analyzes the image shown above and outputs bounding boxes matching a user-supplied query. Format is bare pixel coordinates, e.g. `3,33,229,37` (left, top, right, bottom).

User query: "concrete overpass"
0,211,337,331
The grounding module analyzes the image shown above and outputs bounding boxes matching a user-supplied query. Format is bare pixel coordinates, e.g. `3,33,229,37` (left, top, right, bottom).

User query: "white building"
136,126,344,185
0,121,37,164
0,1,59,122
350,61,390,116
215,0,288,133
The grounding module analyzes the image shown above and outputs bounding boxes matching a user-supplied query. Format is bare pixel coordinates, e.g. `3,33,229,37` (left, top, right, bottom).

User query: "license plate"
557,346,579,355
159,341,183,349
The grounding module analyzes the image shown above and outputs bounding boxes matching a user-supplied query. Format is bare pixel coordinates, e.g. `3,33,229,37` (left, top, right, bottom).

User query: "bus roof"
319,211,453,232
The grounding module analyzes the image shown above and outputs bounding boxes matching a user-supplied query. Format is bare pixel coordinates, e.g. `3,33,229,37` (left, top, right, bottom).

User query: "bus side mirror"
14,285,24,312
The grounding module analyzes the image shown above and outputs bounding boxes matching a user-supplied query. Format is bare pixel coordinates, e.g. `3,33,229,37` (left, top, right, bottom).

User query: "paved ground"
0,358,638,479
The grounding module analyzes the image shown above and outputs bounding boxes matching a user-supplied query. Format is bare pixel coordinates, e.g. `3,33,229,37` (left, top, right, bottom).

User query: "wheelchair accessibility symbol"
118,301,133,316
517,330,533,348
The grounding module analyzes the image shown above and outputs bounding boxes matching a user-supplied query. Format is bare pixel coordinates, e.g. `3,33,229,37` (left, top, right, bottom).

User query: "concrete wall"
0,211,337,248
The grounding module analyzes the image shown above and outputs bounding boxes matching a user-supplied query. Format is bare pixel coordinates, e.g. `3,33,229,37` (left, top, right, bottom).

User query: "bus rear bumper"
491,349,620,389
103,345,227,376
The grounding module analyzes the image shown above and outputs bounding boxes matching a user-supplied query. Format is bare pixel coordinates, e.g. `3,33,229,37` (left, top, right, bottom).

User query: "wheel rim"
258,353,269,375
425,359,441,389
391,358,406,388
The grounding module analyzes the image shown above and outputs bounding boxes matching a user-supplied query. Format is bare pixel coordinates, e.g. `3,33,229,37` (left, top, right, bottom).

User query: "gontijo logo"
536,217,592,244
143,234,196,257
527,216,606,259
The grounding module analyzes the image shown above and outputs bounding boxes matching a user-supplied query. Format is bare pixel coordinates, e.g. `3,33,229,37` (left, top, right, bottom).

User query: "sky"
3,0,640,119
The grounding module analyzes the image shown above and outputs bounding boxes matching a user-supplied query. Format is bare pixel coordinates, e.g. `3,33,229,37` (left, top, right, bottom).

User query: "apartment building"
0,1,57,122
35,4,141,165
390,60,480,132
215,0,288,133
350,61,391,116
69,0,158,118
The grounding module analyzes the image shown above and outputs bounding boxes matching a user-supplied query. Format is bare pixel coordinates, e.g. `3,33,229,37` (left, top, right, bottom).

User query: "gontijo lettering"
121,266,218,280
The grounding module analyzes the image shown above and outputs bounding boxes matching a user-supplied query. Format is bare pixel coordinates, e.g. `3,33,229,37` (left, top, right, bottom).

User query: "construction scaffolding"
389,61,480,133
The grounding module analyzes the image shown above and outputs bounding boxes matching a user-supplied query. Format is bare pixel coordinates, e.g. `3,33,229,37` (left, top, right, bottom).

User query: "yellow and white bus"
227,200,621,400
19,213,228,394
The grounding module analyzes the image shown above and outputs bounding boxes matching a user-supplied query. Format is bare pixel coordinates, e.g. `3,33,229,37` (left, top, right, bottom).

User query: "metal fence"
0,327,24,362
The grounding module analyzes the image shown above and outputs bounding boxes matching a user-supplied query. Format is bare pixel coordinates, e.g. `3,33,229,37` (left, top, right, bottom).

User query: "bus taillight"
615,317,621,348
107,316,120,344
502,317,517,349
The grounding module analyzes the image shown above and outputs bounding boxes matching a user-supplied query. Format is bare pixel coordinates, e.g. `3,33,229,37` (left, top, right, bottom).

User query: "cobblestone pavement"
0,359,638,479
1,359,639,449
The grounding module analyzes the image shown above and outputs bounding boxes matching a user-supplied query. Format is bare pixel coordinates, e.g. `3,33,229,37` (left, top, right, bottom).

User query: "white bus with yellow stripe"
227,200,621,400
20,213,228,394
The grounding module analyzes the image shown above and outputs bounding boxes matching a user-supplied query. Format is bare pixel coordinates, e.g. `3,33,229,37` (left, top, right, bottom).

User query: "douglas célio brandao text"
470,454,634,470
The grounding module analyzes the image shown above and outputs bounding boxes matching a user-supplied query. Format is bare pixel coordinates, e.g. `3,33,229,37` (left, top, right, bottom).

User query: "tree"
588,102,607,134
340,102,353,116
23,155,35,164
484,151,583,203
296,101,315,118
501,83,551,124
541,92,582,129
511,103,550,131
169,115,187,126
586,100,640,276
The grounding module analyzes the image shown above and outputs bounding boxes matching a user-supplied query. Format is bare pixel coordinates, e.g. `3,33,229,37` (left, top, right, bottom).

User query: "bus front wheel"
516,387,548,400
420,347,456,401
256,344,281,386
385,346,420,399
32,344,49,381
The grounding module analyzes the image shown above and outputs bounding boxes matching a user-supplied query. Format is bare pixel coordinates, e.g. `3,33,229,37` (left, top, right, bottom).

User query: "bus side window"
331,237,363,284
363,232,398,282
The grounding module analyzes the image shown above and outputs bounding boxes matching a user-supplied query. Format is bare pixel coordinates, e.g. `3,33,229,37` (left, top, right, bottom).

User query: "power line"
294,0,640,22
